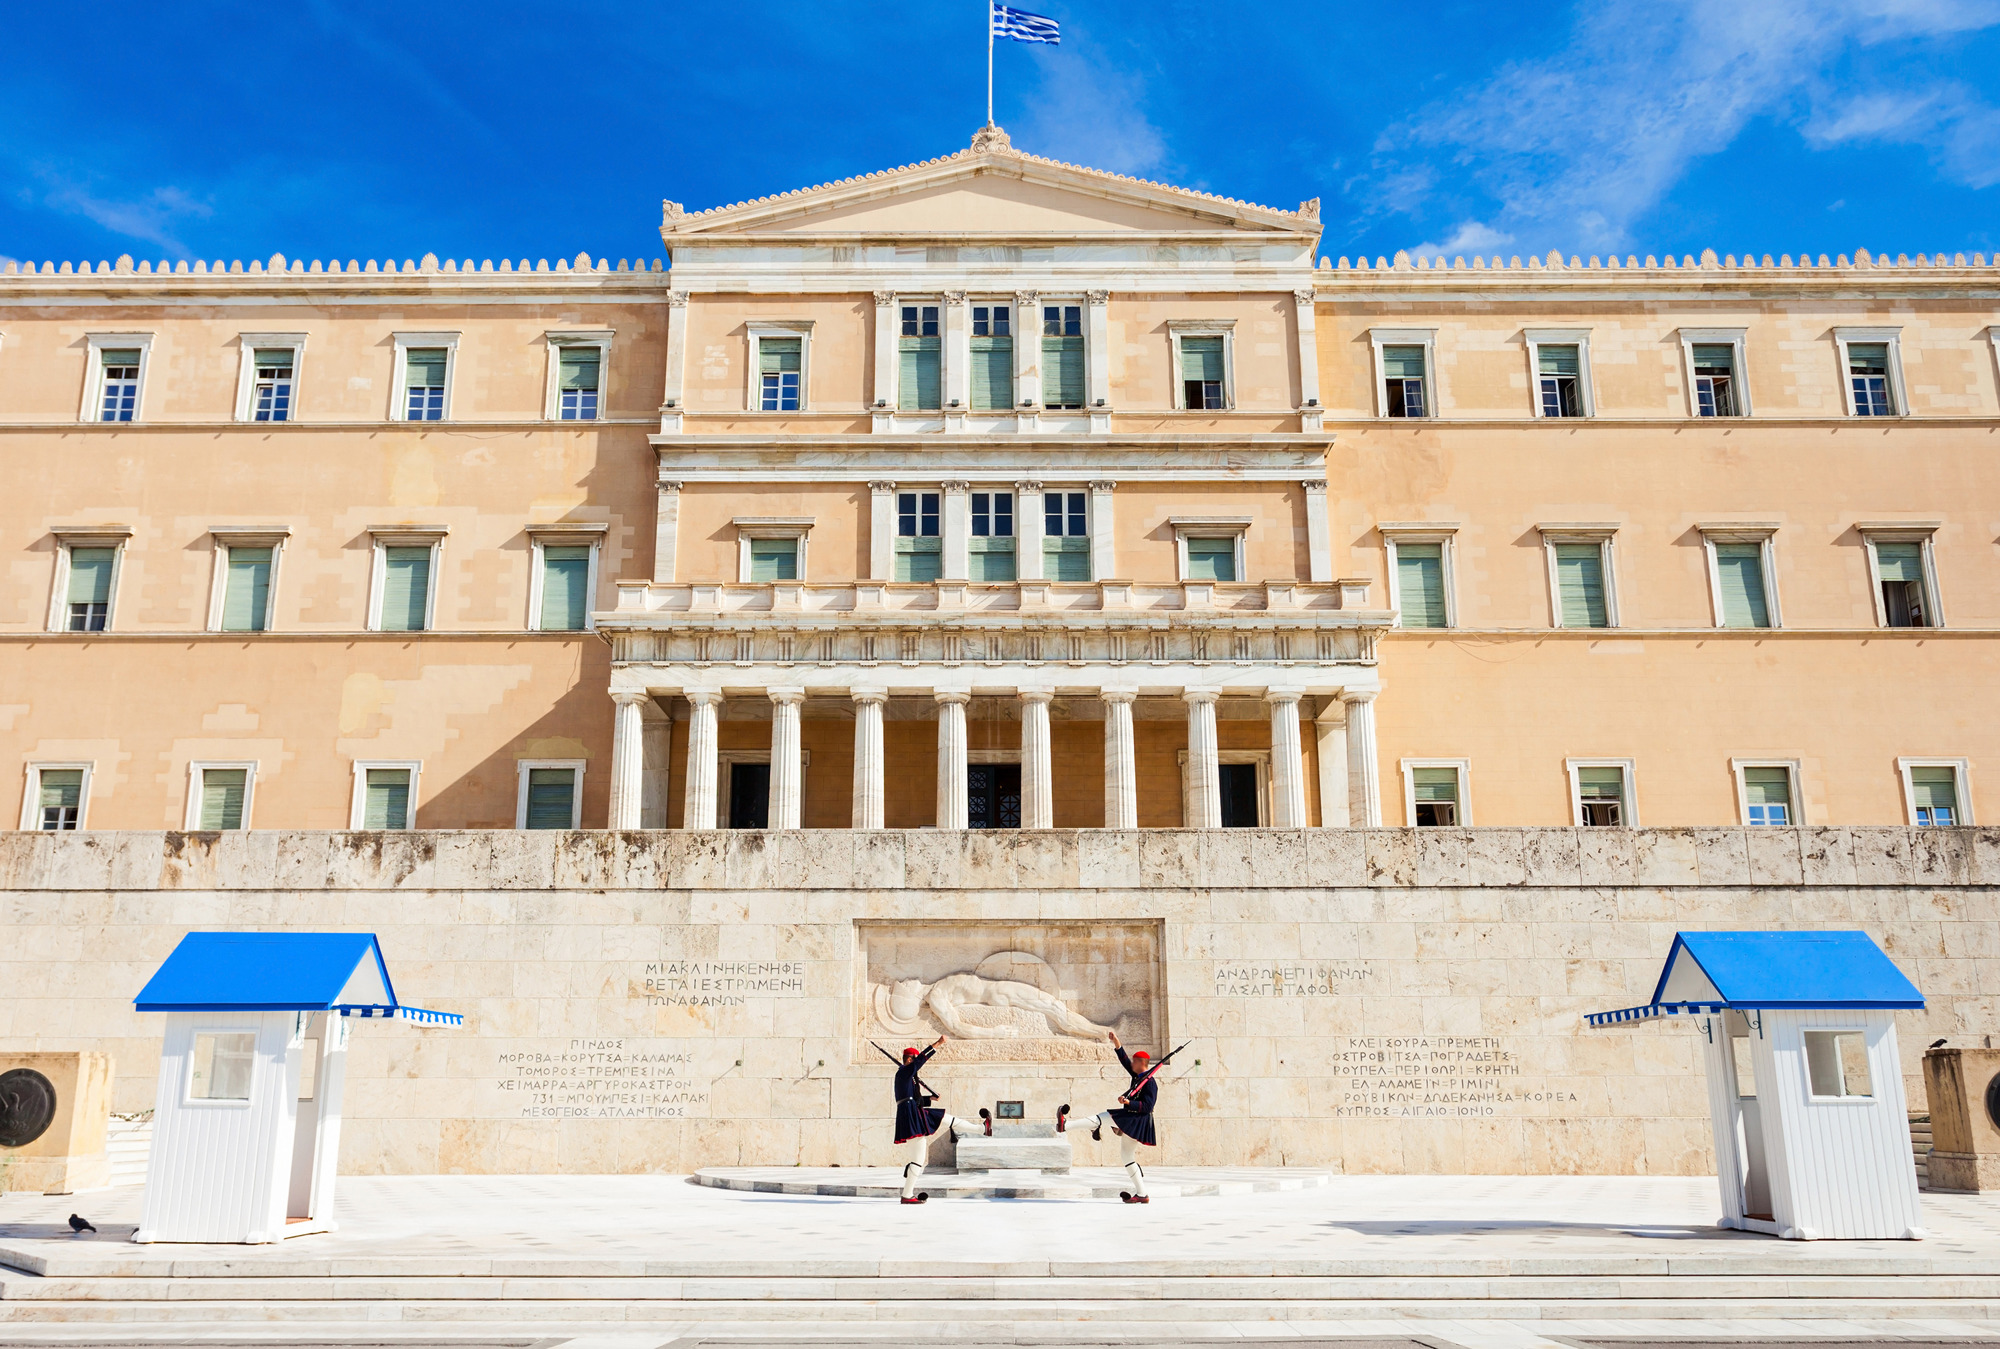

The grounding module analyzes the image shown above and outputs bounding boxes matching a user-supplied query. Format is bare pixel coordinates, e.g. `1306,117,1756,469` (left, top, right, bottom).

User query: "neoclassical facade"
5,126,1999,835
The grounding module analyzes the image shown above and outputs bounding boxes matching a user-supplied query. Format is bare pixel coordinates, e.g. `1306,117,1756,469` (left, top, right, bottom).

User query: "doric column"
1343,689,1381,828
935,691,970,829
1267,689,1307,829
608,691,649,830
768,688,804,830
1314,697,1349,828
682,691,722,829
1020,689,1054,830
851,689,886,829
640,702,672,828
872,290,897,411
1302,479,1331,584
1292,288,1321,412
868,480,897,581
1015,479,1045,580
1102,688,1138,830
1183,689,1221,829
940,479,970,580
654,474,682,583
1088,480,1117,581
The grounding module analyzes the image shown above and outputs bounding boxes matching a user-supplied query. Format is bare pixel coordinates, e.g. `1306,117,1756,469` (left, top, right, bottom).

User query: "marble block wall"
0,827,1993,1178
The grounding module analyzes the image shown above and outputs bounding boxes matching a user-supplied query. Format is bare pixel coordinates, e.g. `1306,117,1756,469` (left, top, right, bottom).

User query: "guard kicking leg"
1117,1133,1148,1204
899,1111,959,1203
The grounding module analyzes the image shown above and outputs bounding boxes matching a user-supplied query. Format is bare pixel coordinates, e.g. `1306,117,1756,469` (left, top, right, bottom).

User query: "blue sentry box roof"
1650,930,1924,1010
135,931,396,1012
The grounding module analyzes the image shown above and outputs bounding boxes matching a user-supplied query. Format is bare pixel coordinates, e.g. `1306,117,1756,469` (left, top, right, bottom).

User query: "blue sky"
6,0,2000,267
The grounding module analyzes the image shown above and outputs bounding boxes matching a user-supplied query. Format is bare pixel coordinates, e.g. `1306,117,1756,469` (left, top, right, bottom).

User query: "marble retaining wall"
1,827,1995,1177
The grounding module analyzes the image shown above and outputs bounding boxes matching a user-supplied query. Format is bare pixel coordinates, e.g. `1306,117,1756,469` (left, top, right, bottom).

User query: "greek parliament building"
3,125,1999,1176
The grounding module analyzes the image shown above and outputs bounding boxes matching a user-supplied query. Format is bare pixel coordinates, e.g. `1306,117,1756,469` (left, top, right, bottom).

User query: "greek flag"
992,3,1060,44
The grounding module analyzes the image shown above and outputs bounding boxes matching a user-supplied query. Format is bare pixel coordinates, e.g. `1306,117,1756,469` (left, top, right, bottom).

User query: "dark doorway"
727,762,770,828
967,763,1022,829
1218,763,1260,827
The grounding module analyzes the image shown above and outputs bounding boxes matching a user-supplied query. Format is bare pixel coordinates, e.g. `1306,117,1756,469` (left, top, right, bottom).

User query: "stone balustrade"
609,578,1379,619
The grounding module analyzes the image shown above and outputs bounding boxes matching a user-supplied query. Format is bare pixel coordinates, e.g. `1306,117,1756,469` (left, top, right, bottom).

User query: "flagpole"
986,0,994,125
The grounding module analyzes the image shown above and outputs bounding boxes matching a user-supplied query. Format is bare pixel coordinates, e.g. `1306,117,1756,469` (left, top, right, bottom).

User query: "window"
969,491,1016,582
1804,1031,1873,1099
188,764,255,830
757,337,800,411
732,518,812,585
1869,537,1937,628
98,348,141,420
516,760,583,829
64,547,117,631
899,304,941,411
351,763,420,829
1690,344,1737,417
1835,327,1904,417
1383,345,1428,417
1697,528,1781,629
23,764,91,831
1170,518,1249,584
1542,530,1616,628
749,539,797,581
1900,760,1971,826
968,762,1023,829
81,333,152,423
539,545,592,627
1403,762,1469,826
1043,490,1090,581
188,1032,257,1102
970,305,1013,412
1538,345,1583,417
1042,304,1084,409
1185,538,1236,582
1180,336,1226,410
560,348,601,420
896,492,942,582
392,332,459,421
221,547,274,632
1737,763,1796,826
1569,761,1634,826
1394,542,1447,627
249,349,296,420
378,546,434,631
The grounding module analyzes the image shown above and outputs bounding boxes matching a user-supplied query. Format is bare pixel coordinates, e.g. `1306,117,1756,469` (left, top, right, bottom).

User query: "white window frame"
1400,758,1472,827
895,297,945,414
1368,328,1439,419
206,528,290,633
367,527,447,632
1177,748,1271,826
1858,522,1944,630
80,332,155,423
526,523,608,631
349,760,423,830
47,526,133,633
232,332,309,423
185,760,259,831
1166,319,1237,411
1379,523,1459,629
544,329,615,422
390,331,461,422
1677,327,1751,418
20,761,95,832
515,758,586,829
744,322,812,414
1565,757,1638,827
1698,524,1782,630
1168,516,1251,583
1833,326,1906,418
1897,757,1974,827
733,517,814,584
1538,524,1621,629
967,299,1018,416
1730,758,1805,828
1524,328,1596,419
1035,298,1088,412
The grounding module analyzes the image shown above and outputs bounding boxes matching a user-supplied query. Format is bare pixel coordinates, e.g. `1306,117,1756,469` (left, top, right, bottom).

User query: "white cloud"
1012,44,1167,175
30,175,213,255
1412,221,1515,259
1807,82,2000,189
1368,0,2000,249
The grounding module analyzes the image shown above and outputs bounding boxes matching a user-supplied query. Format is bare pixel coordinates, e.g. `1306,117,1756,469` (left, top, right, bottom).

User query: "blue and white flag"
992,2,1060,44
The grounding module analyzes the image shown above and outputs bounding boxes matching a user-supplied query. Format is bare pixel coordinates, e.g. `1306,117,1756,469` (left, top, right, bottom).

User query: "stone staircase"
103,1117,150,1189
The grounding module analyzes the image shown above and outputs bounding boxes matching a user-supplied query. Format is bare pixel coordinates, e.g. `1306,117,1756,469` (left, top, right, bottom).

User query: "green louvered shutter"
1382,345,1426,378
1577,766,1624,799
1412,767,1458,803
560,347,599,389
1874,541,1923,582
1396,543,1447,627
364,768,410,829
1538,344,1580,376
1554,543,1609,628
38,769,83,830
1742,766,1791,824
199,768,247,830
1186,537,1236,582
1911,766,1959,824
1714,543,1770,628
759,337,799,375
67,547,115,628
1043,336,1084,408
525,767,576,829
899,339,940,410
539,545,590,630
748,539,798,582
222,548,272,632
970,336,1012,411
380,547,431,632
1044,537,1091,581
1180,335,1224,382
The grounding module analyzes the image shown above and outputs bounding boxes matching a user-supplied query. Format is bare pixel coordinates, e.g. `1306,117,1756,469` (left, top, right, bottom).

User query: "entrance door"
1218,762,1260,827
727,762,770,828
1729,1031,1772,1219
967,763,1022,828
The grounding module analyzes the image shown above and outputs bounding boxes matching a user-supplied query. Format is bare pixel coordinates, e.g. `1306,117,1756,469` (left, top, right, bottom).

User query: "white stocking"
1118,1135,1139,1168
1123,1160,1147,1198
901,1113,959,1198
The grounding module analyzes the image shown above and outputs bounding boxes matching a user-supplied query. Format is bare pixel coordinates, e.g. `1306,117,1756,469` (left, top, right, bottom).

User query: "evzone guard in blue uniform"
891,1035,961,1204
1072,1030,1157,1203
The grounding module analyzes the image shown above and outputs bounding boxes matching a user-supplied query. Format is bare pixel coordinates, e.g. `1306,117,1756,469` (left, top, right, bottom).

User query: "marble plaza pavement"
5,1173,2000,1345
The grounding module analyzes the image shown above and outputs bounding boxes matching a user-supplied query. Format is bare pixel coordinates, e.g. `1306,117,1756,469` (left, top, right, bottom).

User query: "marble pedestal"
952,1119,1072,1173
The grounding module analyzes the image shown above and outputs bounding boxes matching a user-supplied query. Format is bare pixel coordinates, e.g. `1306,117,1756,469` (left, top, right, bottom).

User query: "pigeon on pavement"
68,1214,95,1234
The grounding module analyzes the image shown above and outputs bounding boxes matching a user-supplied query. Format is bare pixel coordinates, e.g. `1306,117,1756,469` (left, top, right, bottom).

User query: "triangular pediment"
663,126,1318,241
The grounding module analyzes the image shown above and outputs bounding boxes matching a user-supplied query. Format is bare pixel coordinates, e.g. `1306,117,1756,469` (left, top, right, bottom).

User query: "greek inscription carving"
490,1037,711,1120
641,960,805,1007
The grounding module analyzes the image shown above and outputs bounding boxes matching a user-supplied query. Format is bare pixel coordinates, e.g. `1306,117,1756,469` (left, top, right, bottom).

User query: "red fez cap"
903,1046,919,1059
1132,1051,1150,1063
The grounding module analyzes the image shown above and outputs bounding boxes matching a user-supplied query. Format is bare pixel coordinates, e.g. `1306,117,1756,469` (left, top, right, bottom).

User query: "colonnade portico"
602,663,1384,830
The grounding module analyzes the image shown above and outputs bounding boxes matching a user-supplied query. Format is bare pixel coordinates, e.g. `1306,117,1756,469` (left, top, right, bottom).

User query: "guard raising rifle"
884,1035,960,1205
1065,1030,1181,1204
